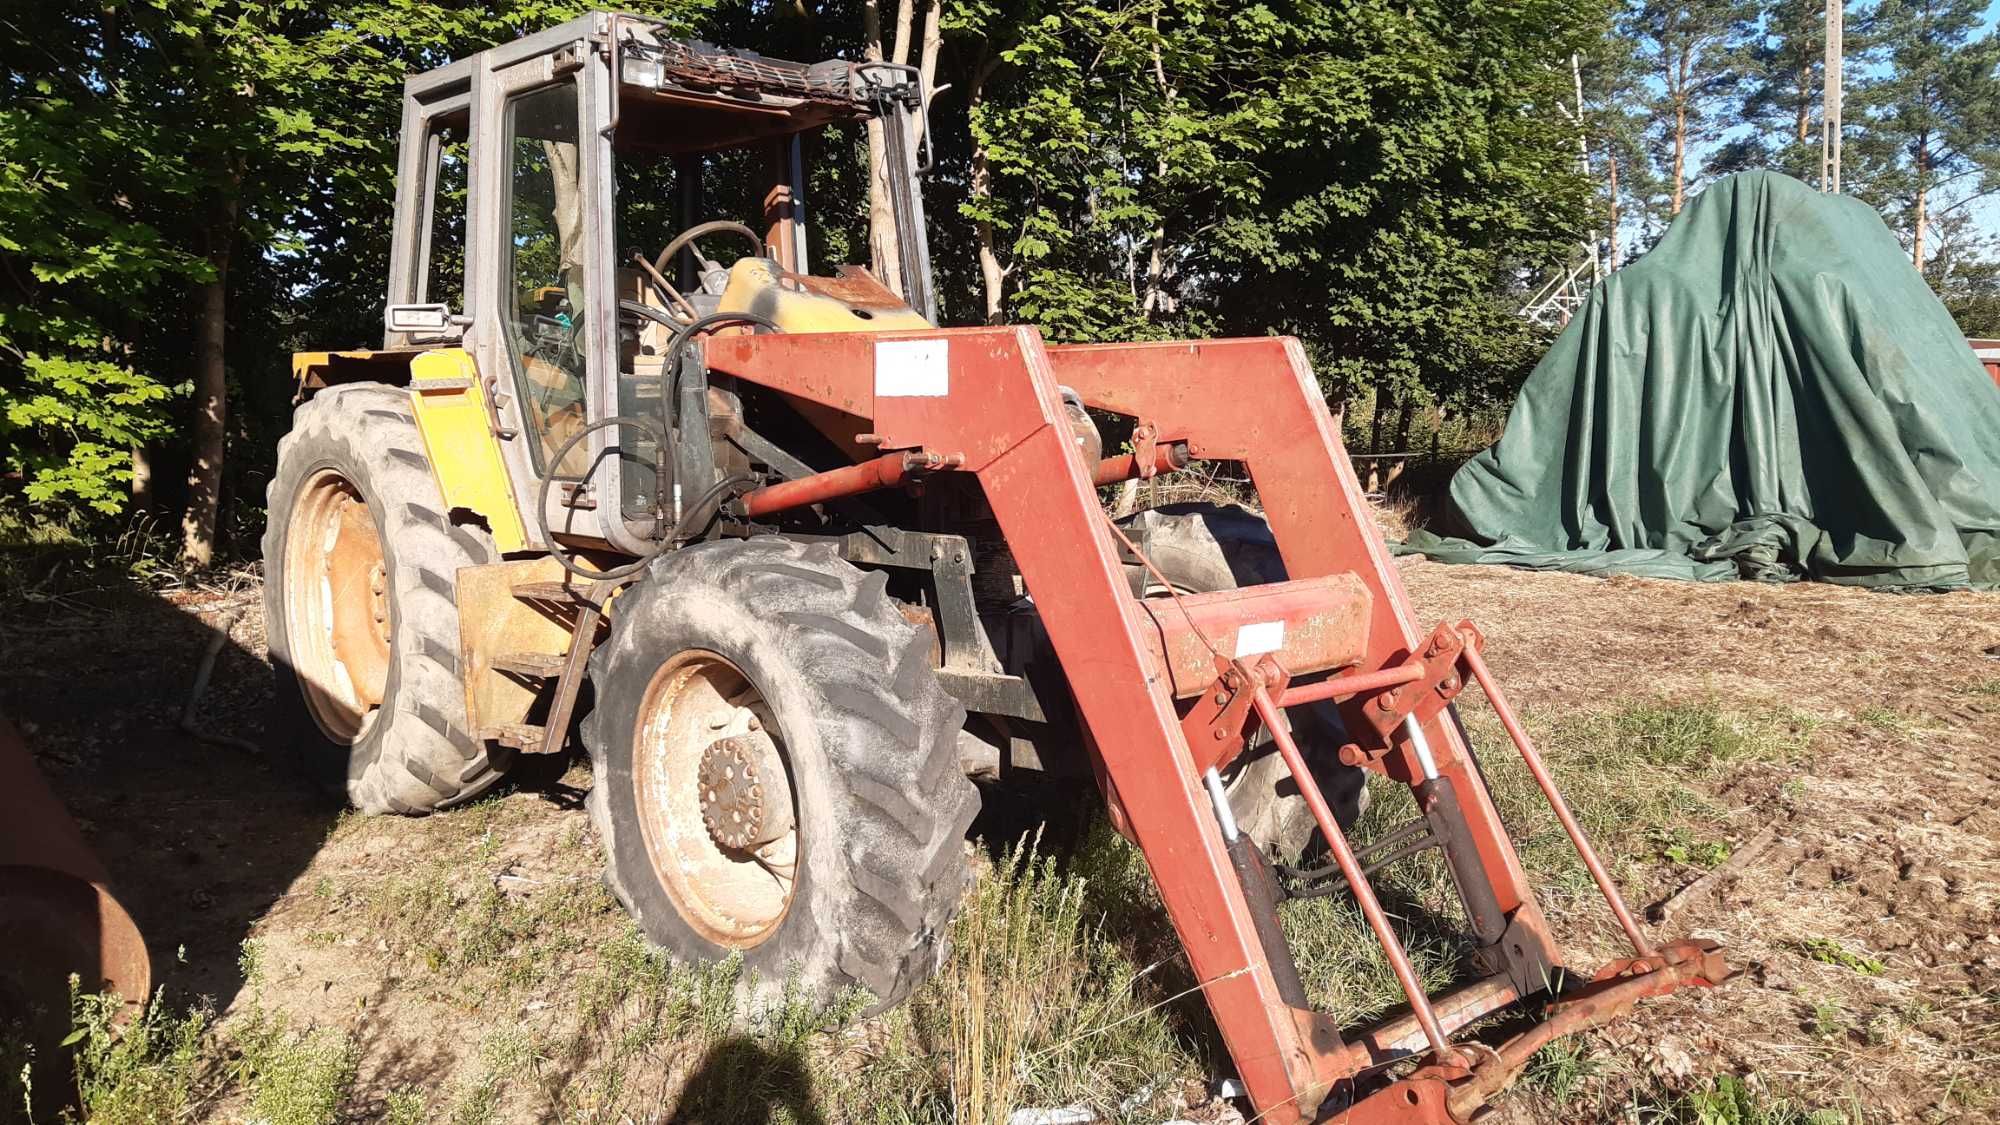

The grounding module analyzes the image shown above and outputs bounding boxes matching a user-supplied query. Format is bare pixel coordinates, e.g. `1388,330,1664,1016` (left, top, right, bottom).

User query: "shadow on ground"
0,573,333,1022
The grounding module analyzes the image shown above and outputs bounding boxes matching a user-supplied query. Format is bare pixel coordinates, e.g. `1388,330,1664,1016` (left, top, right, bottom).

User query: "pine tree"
1711,0,1826,179
1621,0,1758,216
1852,0,2000,268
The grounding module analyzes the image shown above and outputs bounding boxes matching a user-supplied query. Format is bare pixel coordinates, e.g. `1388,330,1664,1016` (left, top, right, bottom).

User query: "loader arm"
701,325,1731,1123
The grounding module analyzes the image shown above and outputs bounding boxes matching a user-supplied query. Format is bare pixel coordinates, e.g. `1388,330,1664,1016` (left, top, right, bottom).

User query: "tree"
1577,29,1659,268
1708,0,1826,180
0,7,197,521
930,0,1608,435
1622,0,1756,215
1851,0,2000,268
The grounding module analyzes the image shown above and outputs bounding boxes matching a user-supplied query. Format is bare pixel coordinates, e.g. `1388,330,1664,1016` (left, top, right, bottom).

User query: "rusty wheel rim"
285,469,392,743
632,651,798,948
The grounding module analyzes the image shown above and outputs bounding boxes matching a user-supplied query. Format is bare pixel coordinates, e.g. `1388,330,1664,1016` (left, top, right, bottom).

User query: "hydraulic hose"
533,307,784,584
663,311,782,432
535,414,670,583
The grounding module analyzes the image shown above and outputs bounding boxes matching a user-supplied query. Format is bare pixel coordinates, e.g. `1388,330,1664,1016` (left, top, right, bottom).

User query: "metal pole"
1823,0,1842,193
1248,684,1458,1061
1459,644,1657,960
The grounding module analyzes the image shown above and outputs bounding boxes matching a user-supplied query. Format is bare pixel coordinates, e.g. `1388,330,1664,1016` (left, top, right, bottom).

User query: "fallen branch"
178,606,262,756
1646,821,1783,923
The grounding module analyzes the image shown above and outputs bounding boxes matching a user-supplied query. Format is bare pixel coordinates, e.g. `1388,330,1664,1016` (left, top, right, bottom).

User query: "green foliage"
1851,0,2000,259
943,0,1607,408
1652,1074,1852,1124
1798,937,1886,976
229,1006,362,1125
1620,0,1758,213
60,983,212,1124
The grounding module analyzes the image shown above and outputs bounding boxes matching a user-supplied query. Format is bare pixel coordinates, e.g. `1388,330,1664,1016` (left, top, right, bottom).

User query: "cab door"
461,32,632,552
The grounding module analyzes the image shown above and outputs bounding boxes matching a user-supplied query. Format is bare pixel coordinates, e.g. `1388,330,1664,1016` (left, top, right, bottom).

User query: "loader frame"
699,327,1729,1122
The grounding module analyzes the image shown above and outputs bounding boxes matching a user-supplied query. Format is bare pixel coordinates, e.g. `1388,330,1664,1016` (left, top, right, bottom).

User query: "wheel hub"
631,652,800,948
698,730,793,851
285,469,391,743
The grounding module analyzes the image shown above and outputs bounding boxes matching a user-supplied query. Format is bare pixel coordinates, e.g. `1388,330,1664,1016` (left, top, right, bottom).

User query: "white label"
874,338,950,397
1234,620,1285,657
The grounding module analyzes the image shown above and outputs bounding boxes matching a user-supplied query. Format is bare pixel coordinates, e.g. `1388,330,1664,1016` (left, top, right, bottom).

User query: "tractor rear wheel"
584,537,979,1016
262,383,507,814
1119,502,1368,860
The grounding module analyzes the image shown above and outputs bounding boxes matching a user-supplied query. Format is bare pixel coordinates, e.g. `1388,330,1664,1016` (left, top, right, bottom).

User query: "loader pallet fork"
700,329,1732,1123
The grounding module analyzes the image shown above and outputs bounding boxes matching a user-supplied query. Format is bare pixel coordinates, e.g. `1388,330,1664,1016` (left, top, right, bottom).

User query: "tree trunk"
863,0,909,295
131,444,153,508
916,0,942,148
968,53,1007,324
180,226,232,568
1390,395,1416,454
1141,10,1175,317
1671,99,1687,215
1607,154,1621,267
1912,143,1929,269
1368,386,1393,455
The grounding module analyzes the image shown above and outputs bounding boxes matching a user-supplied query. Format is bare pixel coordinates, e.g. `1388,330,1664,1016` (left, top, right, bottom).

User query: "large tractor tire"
262,383,508,815
584,537,979,1015
1119,502,1368,860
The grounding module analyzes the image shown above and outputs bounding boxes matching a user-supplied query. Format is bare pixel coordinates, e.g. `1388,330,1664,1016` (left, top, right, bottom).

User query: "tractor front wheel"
262,383,507,814
584,537,979,1016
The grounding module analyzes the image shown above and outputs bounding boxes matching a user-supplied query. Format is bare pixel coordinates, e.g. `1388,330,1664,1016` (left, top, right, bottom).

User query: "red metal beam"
737,450,950,519
1091,441,1190,486
1276,662,1424,707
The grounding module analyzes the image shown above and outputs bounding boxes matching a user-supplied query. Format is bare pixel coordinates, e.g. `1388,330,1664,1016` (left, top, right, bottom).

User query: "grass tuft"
59,983,212,1125
1637,1073,1853,1124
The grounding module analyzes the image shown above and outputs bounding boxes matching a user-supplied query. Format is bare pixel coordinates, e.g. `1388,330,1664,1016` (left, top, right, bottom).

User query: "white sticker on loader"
875,338,950,397
1234,620,1285,657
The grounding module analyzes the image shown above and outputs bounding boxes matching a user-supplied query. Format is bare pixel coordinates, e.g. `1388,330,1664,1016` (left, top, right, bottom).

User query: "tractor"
267,14,1729,1122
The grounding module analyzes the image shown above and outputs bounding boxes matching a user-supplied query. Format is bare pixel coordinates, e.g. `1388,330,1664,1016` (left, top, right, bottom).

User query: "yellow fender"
406,349,529,553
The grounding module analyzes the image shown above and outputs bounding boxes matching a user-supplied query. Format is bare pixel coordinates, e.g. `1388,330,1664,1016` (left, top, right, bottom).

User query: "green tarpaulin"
1405,171,2000,591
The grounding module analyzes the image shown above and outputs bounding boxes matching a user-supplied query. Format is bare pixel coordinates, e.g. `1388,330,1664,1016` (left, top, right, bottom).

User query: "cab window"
502,81,589,478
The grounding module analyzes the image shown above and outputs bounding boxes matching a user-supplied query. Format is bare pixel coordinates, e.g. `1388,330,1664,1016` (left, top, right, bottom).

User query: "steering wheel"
625,222,767,333
650,220,765,283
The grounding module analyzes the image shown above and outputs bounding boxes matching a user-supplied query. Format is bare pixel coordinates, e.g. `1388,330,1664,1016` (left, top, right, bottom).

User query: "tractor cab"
377,13,932,556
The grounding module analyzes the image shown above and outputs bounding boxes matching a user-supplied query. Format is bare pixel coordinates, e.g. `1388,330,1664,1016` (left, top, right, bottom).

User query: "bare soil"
3,560,1997,1121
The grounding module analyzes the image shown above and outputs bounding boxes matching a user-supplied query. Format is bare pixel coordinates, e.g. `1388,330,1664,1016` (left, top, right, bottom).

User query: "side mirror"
385,303,472,338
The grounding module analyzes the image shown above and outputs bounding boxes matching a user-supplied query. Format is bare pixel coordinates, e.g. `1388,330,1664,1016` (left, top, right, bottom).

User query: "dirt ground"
4,559,1998,1122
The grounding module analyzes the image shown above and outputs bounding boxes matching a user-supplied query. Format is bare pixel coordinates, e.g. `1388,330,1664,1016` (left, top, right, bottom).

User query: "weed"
229,1004,361,1125
1857,705,1912,734
1520,1037,1600,1103
862,829,1191,1125
1636,1073,1852,1123
1966,678,2000,697
383,1088,430,1125
1651,825,1732,868
60,983,212,1125
1808,997,1849,1040
1797,938,1884,976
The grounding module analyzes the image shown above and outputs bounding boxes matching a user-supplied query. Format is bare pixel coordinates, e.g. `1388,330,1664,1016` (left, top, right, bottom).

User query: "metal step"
493,650,566,678
480,722,560,754
510,580,598,605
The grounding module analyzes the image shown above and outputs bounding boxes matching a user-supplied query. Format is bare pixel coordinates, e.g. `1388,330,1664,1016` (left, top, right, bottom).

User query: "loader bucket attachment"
701,327,1731,1123
0,716,152,1079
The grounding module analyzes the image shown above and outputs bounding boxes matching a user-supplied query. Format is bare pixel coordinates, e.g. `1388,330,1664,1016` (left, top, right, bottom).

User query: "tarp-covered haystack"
1406,171,2000,591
